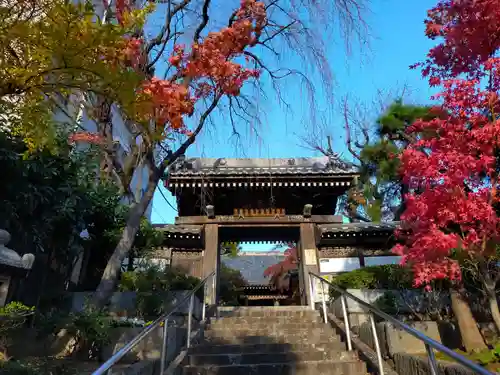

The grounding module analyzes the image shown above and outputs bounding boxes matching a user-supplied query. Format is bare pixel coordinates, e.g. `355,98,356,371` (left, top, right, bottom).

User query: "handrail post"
186,293,195,348
320,278,327,324
426,344,439,375
369,312,384,375
202,280,207,322
160,318,169,375
212,273,219,319
309,274,315,310
340,294,353,351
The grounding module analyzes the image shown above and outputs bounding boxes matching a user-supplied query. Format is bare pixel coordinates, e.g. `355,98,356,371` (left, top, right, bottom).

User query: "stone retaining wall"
393,353,476,375
355,321,462,358
10,324,188,363
70,291,203,317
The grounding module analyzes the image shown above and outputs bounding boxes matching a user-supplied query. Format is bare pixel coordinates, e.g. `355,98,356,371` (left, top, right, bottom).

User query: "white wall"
318,256,402,274
84,106,153,221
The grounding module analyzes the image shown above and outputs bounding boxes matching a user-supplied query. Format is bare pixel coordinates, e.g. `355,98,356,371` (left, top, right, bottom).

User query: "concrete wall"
355,321,462,358
331,288,450,316
70,291,203,318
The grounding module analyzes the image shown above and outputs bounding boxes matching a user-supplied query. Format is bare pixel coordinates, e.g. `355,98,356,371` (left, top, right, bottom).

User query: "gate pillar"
298,223,320,308
202,224,219,305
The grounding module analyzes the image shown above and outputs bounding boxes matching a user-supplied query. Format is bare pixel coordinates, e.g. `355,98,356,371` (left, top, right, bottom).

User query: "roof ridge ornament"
213,158,226,169
326,153,354,171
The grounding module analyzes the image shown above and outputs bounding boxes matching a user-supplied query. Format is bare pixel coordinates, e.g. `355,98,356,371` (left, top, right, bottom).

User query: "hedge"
329,264,415,290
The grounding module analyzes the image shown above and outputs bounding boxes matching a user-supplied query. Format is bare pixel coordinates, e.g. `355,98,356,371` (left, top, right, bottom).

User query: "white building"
52,0,153,220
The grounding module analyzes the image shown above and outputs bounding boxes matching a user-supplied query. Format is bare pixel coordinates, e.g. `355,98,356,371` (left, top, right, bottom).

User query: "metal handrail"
309,272,494,375
92,271,216,375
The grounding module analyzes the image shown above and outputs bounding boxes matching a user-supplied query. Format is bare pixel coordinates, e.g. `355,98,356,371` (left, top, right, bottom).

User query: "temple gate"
154,157,398,306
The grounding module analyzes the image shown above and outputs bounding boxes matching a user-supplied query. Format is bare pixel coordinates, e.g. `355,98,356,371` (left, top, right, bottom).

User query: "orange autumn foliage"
71,0,266,144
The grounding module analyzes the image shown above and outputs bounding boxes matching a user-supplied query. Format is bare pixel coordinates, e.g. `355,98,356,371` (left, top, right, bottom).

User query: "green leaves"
376,99,434,135
353,99,437,221
0,133,131,304
0,302,34,339
119,266,201,318
0,0,149,153
219,263,247,306
329,265,415,290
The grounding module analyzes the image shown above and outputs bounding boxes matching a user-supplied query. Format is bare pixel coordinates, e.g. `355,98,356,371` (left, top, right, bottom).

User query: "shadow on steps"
180,306,368,375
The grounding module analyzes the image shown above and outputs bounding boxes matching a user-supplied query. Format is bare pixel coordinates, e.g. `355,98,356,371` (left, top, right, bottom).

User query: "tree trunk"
483,278,500,334
450,288,487,352
394,182,408,221
91,172,159,308
488,292,500,334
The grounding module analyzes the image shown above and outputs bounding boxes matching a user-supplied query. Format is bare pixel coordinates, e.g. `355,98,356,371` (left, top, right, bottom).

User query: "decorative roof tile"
168,157,358,177
319,222,399,234
152,224,202,235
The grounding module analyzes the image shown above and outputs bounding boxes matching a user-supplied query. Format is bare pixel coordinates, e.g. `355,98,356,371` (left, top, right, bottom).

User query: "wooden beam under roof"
174,214,343,225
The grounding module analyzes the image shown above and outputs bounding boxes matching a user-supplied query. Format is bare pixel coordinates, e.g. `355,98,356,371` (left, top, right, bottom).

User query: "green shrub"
373,291,400,314
0,358,77,375
36,304,113,360
119,265,200,292
119,265,201,319
0,360,38,375
219,263,247,306
329,264,414,291
434,343,500,371
0,302,34,332
65,306,112,358
329,265,454,318
0,302,34,362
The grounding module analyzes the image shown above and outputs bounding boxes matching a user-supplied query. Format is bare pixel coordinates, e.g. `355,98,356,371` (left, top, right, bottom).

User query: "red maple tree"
263,244,298,291
396,0,500,348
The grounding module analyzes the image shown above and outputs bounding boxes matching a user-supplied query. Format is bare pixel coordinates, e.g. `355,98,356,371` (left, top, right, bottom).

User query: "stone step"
183,359,367,375
216,307,320,319
201,332,339,345
188,350,358,366
204,326,334,340
189,341,347,355
212,315,323,322
207,321,326,330
206,324,335,336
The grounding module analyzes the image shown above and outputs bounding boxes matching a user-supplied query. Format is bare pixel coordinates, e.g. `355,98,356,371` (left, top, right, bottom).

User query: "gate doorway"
218,225,300,306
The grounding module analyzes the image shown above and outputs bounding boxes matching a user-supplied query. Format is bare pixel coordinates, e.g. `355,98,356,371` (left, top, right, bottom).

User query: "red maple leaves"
264,245,298,291
396,0,500,287
70,0,266,145
412,0,500,83
138,0,265,132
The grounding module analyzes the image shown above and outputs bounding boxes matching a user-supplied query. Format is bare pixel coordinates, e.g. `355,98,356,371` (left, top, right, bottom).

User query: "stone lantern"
0,229,35,306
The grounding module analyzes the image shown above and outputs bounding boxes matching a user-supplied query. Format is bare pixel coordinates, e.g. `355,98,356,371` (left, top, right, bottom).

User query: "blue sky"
149,0,439,249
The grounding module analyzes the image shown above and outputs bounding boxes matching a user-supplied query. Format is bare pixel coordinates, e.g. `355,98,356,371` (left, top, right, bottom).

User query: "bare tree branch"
162,92,222,170
193,0,211,43
342,95,363,162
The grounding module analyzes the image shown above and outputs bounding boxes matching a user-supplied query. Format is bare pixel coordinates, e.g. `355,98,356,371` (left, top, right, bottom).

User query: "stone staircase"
182,306,368,375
